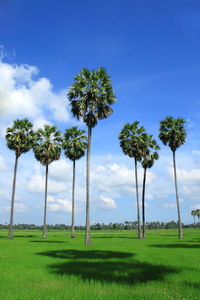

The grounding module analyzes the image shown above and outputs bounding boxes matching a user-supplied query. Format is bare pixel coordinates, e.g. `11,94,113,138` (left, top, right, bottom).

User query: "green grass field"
0,229,199,300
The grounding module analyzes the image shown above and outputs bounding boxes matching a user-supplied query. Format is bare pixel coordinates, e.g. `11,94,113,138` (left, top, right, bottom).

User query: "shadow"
149,243,200,249
47,260,178,285
93,236,137,239
14,235,34,238
31,241,66,244
37,249,133,259
37,249,178,285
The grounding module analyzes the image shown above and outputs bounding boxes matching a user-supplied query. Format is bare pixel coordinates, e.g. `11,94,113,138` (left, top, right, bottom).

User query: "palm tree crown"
141,134,160,169
6,118,35,157
159,116,186,152
68,67,116,127
118,121,146,161
33,125,62,165
62,127,87,161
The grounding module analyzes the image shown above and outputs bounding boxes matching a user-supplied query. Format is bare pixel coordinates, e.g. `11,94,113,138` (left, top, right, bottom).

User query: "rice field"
0,229,199,300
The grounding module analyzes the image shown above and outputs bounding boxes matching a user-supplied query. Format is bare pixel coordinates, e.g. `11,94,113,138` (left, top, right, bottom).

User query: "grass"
0,229,200,299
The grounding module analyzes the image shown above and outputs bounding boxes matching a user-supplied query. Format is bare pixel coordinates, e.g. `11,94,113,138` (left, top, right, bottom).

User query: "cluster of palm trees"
118,117,186,240
6,120,88,240
5,67,186,243
191,209,200,226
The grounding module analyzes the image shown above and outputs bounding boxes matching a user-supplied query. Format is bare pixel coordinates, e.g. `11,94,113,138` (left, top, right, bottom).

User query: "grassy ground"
0,229,199,300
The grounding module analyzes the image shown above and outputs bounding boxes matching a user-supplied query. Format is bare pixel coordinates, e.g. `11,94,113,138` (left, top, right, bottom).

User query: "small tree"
62,126,87,238
141,134,160,238
33,125,62,239
118,121,146,239
68,67,116,245
5,119,35,239
159,116,186,239
191,210,196,227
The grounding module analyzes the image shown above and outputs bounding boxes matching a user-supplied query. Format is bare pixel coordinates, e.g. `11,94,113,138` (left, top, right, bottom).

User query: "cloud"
5,203,27,213
181,185,200,200
47,195,76,213
91,163,156,196
0,57,71,125
190,204,200,210
49,159,72,182
163,203,176,209
168,166,200,185
0,155,9,171
27,174,68,194
95,195,117,211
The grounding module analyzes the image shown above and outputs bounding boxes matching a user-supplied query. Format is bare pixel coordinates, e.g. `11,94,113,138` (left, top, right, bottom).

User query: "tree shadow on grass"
37,249,134,259
31,240,66,244
149,243,200,249
93,236,137,239
37,249,178,285
48,260,177,285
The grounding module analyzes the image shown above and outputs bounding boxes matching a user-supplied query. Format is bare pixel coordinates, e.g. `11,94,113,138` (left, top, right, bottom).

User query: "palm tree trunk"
42,163,48,239
8,154,19,239
71,159,75,238
134,157,141,239
173,151,183,239
142,167,147,238
85,126,91,245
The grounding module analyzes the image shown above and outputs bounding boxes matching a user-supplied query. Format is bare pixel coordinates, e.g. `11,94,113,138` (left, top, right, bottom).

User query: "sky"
0,0,200,225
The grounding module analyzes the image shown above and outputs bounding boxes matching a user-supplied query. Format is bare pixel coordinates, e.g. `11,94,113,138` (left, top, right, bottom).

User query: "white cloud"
47,195,72,213
96,195,117,211
49,159,72,182
4,202,27,213
0,155,9,171
0,58,71,125
190,204,200,210
181,185,200,200
168,166,200,185
163,203,176,209
91,163,156,196
27,174,68,194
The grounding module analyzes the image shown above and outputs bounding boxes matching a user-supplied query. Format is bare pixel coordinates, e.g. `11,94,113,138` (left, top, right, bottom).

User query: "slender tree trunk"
142,167,147,238
42,163,48,239
134,157,141,239
85,126,91,245
173,150,183,239
71,159,75,238
8,154,19,239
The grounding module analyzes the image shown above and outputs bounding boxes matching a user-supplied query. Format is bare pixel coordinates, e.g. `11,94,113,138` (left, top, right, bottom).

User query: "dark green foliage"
68,67,116,128
62,127,87,161
159,116,186,152
118,121,146,161
141,134,160,169
33,125,62,166
5,118,36,157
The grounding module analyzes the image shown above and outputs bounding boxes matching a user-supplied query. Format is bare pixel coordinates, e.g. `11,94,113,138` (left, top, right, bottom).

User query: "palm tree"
68,67,116,245
141,134,160,238
33,125,62,239
5,119,35,239
159,116,186,239
191,210,196,227
196,209,200,228
62,126,87,238
118,121,146,239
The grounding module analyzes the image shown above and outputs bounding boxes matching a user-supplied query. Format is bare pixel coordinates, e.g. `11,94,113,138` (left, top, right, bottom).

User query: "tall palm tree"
141,134,160,238
68,67,116,245
159,116,186,239
33,125,62,239
62,126,87,238
118,121,146,239
5,119,35,239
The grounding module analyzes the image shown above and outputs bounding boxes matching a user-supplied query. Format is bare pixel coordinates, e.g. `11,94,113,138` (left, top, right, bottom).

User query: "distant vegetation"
0,221,197,231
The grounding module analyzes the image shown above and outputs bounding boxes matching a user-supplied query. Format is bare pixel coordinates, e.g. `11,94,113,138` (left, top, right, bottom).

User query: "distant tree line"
0,221,198,231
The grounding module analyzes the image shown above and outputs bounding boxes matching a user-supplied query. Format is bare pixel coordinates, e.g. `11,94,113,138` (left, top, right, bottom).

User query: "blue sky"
0,0,200,225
